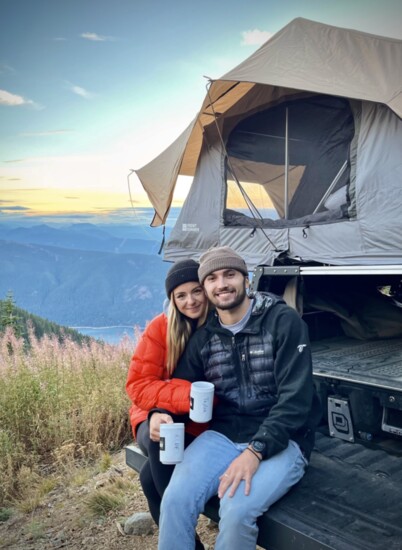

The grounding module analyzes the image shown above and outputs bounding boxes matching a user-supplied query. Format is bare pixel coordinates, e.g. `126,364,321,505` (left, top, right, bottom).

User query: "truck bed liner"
312,336,402,391
126,432,402,549
271,432,402,549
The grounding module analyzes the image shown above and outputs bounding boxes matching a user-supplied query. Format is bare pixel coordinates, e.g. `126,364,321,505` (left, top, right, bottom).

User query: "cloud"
0,205,30,211
0,89,36,107
72,86,92,99
0,187,44,191
81,32,115,42
241,29,273,46
68,83,93,99
3,159,27,164
19,129,73,137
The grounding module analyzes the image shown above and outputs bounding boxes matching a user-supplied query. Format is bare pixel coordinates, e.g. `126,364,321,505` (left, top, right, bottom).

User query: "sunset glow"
0,187,142,215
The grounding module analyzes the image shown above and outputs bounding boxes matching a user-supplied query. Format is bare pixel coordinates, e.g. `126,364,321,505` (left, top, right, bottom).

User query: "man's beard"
211,282,247,311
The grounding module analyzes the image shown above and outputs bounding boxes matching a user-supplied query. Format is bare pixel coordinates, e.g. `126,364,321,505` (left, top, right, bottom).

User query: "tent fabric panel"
135,118,196,226
219,226,289,269
225,159,303,218
354,102,402,252
289,222,402,265
288,220,364,264
163,144,224,256
198,82,255,122
221,18,402,117
177,118,205,176
388,91,402,117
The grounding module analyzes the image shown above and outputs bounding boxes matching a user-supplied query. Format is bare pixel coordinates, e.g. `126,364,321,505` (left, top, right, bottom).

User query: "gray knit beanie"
198,246,248,284
165,259,200,297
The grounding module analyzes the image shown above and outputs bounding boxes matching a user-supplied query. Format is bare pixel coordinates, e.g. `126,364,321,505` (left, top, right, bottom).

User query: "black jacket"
173,292,322,460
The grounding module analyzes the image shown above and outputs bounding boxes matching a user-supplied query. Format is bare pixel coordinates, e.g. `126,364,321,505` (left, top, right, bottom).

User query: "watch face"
251,440,266,453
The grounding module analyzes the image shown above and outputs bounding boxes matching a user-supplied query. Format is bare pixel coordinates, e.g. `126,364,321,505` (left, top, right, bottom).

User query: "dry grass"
0,449,220,550
0,326,135,508
84,487,126,516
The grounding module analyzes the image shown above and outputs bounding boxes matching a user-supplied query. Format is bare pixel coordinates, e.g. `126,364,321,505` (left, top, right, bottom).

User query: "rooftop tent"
135,18,402,269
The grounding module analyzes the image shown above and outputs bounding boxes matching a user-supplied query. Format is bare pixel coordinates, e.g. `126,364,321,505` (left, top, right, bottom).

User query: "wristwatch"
250,440,266,455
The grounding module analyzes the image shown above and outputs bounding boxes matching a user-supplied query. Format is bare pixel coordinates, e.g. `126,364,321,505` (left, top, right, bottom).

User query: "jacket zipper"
241,351,252,398
232,336,250,406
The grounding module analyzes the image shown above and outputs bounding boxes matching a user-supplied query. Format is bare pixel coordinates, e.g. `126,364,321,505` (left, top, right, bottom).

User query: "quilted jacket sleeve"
125,313,192,414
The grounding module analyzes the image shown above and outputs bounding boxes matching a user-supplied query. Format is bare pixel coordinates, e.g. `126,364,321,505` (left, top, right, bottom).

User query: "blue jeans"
158,430,308,550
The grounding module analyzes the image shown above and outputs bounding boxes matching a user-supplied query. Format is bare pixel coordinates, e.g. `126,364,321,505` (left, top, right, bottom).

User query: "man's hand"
149,413,174,442
218,448,260,498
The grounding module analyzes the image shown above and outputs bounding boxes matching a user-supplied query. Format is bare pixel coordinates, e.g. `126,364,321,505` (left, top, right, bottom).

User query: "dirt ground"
0,450,219,550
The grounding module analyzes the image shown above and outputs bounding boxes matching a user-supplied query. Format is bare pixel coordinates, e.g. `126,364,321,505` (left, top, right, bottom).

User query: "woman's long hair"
166,292,208,375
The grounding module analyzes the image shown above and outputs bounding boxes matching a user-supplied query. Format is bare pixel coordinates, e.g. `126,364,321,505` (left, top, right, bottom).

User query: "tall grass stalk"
0,326,136,506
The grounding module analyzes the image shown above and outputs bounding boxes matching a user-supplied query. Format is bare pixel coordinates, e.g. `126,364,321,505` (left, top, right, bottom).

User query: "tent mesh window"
224,95,355,228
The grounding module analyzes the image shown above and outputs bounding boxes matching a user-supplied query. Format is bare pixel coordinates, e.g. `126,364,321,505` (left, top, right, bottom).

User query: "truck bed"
126,432,402,550
312,336,402,391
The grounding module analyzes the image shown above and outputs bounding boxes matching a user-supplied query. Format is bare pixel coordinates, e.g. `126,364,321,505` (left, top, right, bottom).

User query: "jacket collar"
207,291,284,334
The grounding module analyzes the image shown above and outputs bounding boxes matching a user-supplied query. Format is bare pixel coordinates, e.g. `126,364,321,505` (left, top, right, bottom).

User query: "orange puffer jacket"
126,313,206,439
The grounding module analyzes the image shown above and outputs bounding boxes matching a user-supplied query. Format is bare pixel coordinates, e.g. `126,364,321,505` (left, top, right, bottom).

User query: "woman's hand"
149,412,174,442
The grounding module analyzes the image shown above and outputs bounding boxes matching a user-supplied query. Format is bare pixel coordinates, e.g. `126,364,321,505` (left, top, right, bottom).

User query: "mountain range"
0,220,170,328
0,222,164,255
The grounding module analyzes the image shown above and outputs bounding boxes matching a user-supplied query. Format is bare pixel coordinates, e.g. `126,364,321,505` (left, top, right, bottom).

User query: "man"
158,246,322,550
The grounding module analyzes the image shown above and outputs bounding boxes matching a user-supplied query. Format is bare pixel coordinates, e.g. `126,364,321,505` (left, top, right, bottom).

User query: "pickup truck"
126,263,402,550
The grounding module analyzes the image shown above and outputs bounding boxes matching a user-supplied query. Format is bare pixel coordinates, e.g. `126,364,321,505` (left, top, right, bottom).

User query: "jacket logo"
249,349,264,356
297,344,307,353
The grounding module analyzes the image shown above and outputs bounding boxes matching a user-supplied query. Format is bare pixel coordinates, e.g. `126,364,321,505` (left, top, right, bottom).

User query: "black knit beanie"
198,246,248,283
165,259,200,297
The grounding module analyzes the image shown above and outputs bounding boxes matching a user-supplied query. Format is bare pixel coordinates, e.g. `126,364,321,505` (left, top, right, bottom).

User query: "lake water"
72,326,138,345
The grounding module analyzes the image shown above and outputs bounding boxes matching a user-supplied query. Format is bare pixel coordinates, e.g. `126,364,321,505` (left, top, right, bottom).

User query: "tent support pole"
284,107,289,220
313,160,348,214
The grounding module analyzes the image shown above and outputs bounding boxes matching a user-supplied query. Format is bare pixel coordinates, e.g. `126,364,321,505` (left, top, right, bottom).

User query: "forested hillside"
0,237,169,327
0,292,90,344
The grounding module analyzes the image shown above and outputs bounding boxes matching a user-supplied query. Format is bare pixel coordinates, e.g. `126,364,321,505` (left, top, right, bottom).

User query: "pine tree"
0,290,22,337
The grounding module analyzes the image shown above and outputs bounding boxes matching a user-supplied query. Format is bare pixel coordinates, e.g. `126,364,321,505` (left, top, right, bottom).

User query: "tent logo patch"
182,223,199,232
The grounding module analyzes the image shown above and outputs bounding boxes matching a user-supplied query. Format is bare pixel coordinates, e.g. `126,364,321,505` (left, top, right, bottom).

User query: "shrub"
84,487,125,517
0,327,136,506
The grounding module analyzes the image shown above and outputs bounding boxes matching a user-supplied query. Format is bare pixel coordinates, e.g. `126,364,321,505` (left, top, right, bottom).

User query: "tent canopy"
135,18,402,227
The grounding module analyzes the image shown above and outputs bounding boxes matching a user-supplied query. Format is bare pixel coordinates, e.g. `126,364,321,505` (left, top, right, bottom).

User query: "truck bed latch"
328,396,355,442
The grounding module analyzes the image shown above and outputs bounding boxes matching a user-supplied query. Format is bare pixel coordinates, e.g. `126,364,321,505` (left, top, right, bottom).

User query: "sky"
1,0,402,224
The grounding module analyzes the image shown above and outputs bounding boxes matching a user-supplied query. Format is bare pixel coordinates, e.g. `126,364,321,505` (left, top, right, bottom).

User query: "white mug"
190,381,214,423
159,423,185,464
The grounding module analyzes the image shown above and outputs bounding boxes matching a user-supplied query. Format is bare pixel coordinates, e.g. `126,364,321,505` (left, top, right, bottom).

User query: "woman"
126,259,209,531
